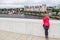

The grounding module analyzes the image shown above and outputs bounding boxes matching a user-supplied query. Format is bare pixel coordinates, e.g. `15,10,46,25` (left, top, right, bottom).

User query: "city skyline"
0,0,60,8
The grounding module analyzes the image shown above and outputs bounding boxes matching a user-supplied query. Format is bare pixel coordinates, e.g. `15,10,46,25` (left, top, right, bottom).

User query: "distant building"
0,8,22,14
47,7,53,13
24,4,47,12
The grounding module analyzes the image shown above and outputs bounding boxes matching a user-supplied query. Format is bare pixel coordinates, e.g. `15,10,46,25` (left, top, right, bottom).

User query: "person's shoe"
46,35,48,38
46,35,49,40
46,38,49,40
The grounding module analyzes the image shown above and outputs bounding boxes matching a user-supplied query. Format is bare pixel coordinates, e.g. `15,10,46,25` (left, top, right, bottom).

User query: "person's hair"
45,12,48,14
44,12,49,16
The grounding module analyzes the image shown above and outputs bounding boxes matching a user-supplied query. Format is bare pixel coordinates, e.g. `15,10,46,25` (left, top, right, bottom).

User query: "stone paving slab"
0,30,60,40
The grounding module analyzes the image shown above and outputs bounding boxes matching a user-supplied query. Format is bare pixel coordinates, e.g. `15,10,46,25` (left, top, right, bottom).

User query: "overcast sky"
0,0,60,8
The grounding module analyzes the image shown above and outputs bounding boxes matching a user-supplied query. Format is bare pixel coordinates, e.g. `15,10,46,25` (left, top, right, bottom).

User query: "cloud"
0,0,26,4
0,0,60,8
0,0,25,8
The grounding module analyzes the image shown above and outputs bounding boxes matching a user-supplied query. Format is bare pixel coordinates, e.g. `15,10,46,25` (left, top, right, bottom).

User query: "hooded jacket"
43,16,50,27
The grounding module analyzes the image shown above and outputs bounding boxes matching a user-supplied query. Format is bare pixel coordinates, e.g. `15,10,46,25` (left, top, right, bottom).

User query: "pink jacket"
43,16,50,27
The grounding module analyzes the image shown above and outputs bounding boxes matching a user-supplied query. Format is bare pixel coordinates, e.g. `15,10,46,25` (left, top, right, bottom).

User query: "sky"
0,0,60,8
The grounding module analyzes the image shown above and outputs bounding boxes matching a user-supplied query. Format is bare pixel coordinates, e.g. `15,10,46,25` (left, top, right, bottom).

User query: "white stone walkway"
0,30,60,40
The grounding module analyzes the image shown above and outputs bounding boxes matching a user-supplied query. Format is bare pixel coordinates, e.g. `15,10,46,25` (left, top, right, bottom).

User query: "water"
0,14,41,19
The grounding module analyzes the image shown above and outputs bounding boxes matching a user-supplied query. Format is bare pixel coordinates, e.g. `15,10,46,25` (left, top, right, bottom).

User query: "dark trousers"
43,25,49,39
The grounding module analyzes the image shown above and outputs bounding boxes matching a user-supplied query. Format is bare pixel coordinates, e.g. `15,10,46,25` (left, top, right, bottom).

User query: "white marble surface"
0,18,60,38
